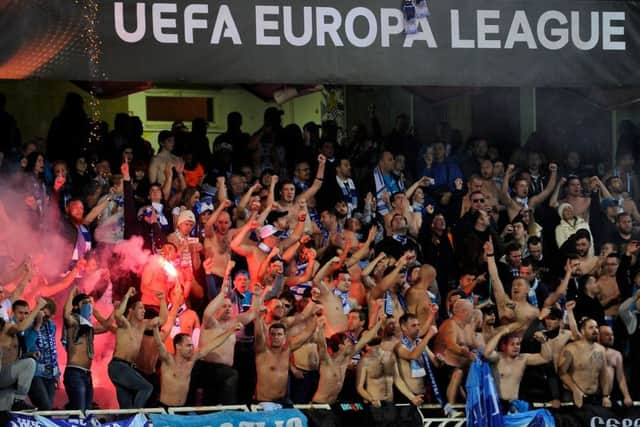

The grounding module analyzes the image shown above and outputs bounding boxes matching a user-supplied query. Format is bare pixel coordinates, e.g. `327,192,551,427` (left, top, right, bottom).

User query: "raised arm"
12,298,47,334
530,163,558,209
40,260,86,297
353,317,384,355
484,237,508,308
313,256,342,294
63,285,78,327
549,177,565,209
346,226,378,268
230,212,259,257
202,262,233,326
8,263,33,303
195,323,243,359
371,253,408,300
152,322,172,364
114,287,136,328
543,260,575,307
205,199,233,235
254,315,268,354
565,301,581,340
289,317,318,351
297,155,326,202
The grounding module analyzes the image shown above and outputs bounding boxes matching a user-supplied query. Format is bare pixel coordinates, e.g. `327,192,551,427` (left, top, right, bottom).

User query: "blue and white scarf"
33,320,60,379
337,177,358,216
401,335,444,407
373,166,390,216
333,288,352,314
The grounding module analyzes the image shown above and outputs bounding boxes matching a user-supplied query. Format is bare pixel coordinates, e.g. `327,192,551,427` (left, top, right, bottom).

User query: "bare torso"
313,354,350,404
493,354,528,401
159,357,196,406
255,347,290,401
564,341,605,395
360,349,396,402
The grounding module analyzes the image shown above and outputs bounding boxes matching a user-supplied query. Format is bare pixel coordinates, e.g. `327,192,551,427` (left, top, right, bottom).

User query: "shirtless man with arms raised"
311,315,383,404
313,256,351,336
194,265,262,405
599,325,633,407
153,322,243,407
108,287,167,409
405,265,439,326
62,285,115,411
485,237,539,332
0,298,44,410
254,312,317,403
484,324,553,413
558,318,610,408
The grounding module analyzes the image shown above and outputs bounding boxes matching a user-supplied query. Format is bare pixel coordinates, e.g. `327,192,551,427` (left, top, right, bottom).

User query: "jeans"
0,358,36,410
28,376,57,410
108,359,152,409
191,361,239,405
63,367,93,411
289,369,319,404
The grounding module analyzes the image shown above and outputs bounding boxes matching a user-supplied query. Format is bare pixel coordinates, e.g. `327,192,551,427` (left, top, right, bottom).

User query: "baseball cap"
601,198,618,209
258,224,278,240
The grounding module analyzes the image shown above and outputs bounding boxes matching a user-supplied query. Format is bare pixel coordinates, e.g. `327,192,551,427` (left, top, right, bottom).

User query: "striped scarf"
34,320,60,379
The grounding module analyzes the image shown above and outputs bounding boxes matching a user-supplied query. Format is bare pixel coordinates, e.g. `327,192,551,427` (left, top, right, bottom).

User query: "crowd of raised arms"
0,92,640,419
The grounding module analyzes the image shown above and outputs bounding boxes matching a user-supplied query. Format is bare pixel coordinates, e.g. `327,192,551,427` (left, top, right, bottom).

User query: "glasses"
472,199,485,203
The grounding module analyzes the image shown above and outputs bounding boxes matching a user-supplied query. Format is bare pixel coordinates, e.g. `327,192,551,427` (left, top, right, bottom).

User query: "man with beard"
558,318,610,408
598,325,633,407
62,286,116,411
483,324,553,413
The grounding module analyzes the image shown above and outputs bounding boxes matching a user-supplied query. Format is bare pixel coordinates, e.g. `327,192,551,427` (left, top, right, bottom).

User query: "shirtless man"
485,237,539,332
558,318,610,408
289,295,321,404
193,273,262,405
357,336,423,425
405,265,439,326
62,286,114,411
203,199,236,294
311,316,383,404
153,323,242,407
140,243,181,308
108,287,167,409
367,253,410,327
395,310,445,410
502,163,558,221
0,298,44,410
598,325,633,407
313,257,351,336
433,300,477,412
254,313,317,403
484,324,552,413
231,212,303,287
551,175,591,221
598,254,621,320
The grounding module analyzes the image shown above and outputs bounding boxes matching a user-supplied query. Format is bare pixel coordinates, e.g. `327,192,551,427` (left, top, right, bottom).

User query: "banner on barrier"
8,413,149,427
552,405,640,427
150,409,308,427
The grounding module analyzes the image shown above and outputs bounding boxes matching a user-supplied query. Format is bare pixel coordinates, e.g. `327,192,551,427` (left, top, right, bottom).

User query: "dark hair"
158,130,174,146
574,229,591,242
520,259,535,270
12,299,29,312
578,316,596,330
527,236,542,246
617,212,632,223
125,296,141,316
173,333,191,348
269,323,286,333
399,313,417,326
327,332,348,353
349,309,367,324
25,151,44,174
72,293,90,308
505,242,522,254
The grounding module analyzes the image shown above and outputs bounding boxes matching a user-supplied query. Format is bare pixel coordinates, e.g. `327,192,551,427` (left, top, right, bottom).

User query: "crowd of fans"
0,91,639,420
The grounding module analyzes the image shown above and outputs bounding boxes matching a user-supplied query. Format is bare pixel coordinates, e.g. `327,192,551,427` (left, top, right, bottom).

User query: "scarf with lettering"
34,320,60,379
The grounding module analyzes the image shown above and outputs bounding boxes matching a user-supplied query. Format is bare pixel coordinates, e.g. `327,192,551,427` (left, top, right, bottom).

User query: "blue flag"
465,356,504,427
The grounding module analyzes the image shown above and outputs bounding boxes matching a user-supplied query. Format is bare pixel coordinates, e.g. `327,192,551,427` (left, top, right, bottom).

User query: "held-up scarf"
401,335,444,407
34,320,61,379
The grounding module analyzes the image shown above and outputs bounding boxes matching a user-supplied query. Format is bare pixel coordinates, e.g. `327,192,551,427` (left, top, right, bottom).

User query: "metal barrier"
169,404,250,414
